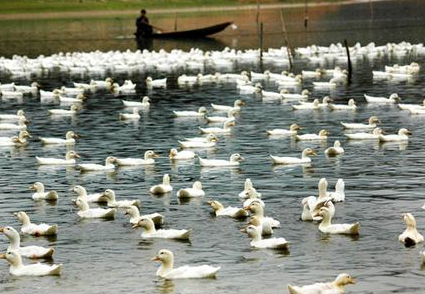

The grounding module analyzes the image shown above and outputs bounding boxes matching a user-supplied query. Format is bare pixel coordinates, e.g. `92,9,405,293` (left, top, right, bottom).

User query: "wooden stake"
344,39,352,84
174,13,178,31
280,10,293,69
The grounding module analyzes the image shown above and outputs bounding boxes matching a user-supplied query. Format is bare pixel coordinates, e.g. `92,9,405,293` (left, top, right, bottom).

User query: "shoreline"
0,0,391,20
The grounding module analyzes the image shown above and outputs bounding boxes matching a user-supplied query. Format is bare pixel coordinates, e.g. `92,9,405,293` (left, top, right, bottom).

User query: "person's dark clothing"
136,16,153,37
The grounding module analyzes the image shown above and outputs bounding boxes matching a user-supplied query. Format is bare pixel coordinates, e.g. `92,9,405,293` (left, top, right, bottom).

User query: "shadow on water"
136,36,226,52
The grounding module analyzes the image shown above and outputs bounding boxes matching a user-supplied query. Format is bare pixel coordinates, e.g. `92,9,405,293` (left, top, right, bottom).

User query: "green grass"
0,0,342,14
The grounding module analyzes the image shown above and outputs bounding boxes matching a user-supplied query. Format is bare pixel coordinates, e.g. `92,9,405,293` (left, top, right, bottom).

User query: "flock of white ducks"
0,41,424,292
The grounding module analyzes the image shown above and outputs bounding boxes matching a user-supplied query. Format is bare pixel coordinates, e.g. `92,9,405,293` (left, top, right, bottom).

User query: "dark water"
0,1,425,293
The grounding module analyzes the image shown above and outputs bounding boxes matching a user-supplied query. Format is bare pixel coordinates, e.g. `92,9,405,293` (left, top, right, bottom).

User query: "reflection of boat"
136,22,232,39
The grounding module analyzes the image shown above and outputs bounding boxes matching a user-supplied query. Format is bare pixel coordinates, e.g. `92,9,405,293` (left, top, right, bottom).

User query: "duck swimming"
287,273,356,294
398,213,424,247
266,123,301,136
169,148,196,160
179,134,219,148
122,96,151,108
75,198,116,219
0,226,54,259
36,150,80,165
379,128,411,142
0,117,28,130
133,217,190,240
29,182,58,201
314,207,360,235
149,174,173,194
341,116,381,129
119,108,140,120
211,99,245,112
40,130,79,145
199,153,244,167
325,140,344,156
173,106,207,117
364,93,400,103
115,150,158,166
14,211,58,236
102,189,140,208
77,156,117,171
207,200,248,218
345,127,383,140
241,224,289,250
329,99,357,110
199,119,235,134
244,200,280,236
177,181,205,198
153,249,220,279
0,250,62,276
0,130,31,146
124,205,164,226
296,130,329,141
270,148,317,165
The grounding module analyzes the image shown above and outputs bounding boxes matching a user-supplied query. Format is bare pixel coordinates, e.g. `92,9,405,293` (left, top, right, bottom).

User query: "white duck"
398,213,424,246
345,127,383,140
314,207,360,235
153,249,220,279
177,181,205,198
0,130,31,146
124,205,164,226
115,150,158,166
0,117,28,130
29,182,58,201
150,174,173,194
71,185,107,203
296,130,329,141
179,134,219,148
281,89,310,100
242,225,289,250
207,200,248,218
325,141,344,156
14,82,40,94
199,153,244,167
199,119,235,134
75,198,116,219
14,211,58,236
119,108,140,120
270,148,317,165
101,189,140,208
122,96,150,108
329,179,345,202
133,217,190,240
40,89,62,99
36,150,80,165
211,99,245,112
238,178,261,199
244,201,280,236
146,77,167,88
242,188,265,208
0,251,62,276
58,93,86,104
329,99,357,110
266,123,301,136
40,130,79,145
48,104,80,115
364,93,400,103
206,109,236,123
299,96,332,108
169,148,196,160
0,109,26,120
77,156,117,171
174,107,207,117
341,116,381,129
379,128,411,142
287,273,356,294
0,226,54,259
292,99,320,110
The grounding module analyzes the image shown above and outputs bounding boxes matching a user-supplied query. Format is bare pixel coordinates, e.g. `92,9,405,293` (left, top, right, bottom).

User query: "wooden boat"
136,22,232,39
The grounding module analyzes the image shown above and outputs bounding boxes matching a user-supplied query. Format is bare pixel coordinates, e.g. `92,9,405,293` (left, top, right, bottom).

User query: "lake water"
1,0,425,293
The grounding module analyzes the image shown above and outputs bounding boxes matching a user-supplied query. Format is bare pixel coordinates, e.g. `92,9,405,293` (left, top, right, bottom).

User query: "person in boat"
135,9,153,37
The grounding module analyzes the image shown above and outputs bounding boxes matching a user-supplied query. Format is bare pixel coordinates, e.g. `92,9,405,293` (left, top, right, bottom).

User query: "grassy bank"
0,0,344,14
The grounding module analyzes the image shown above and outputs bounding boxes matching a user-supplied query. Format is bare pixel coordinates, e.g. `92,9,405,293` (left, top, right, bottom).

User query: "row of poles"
256,0,352,83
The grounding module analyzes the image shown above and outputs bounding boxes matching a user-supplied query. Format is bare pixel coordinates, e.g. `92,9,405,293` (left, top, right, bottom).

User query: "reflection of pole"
174,13,178,31
344,39,352,85
280,10,293,69
304,0,309,28
259,22,263,68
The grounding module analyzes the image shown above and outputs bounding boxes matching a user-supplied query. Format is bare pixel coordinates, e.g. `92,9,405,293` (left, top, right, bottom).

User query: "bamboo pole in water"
344,39,352,84
174,13,178,31
259,22,264,69
279,10,293,69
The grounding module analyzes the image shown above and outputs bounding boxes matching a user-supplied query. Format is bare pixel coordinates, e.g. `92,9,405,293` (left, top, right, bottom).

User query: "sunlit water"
1,1,425,294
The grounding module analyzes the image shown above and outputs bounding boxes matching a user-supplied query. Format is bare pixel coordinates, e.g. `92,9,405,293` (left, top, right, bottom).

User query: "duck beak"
243,206,250,211
29,185,35,190
153,153,159,158
239,227,247,233
311,151,318,156
74,153,81,158
207,201,213,205
27,133,33,138
13,212,18,216
0,227,4,233
407,131,412,135
0,254,5,259
239,156,245,161
131,223,141,229
349,278,357,284
312,212,320,217
152,256,160,261
73,134,80,139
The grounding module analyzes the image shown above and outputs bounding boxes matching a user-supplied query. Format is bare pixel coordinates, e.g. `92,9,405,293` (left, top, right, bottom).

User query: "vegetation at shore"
1,0,344,14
